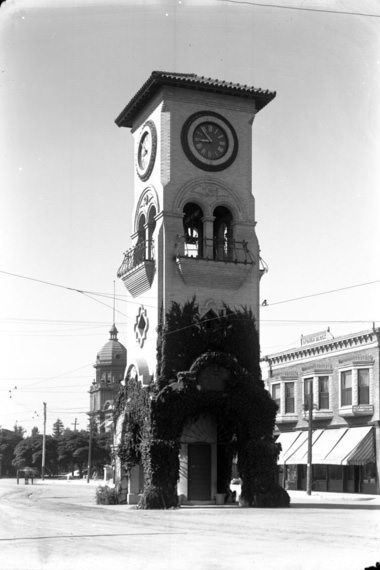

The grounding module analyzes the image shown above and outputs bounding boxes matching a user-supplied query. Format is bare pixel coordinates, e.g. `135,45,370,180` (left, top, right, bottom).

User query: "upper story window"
318,376,329,409
338,364,373,416
358,368,370,405
285,382,295,413
340,370,352,406
272,383,281,409
183,202,203,258
302,375,331,414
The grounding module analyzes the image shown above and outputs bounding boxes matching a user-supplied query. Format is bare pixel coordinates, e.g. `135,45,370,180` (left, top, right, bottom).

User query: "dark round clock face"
181,111,238,171
193,122,228,160
136,120,157,181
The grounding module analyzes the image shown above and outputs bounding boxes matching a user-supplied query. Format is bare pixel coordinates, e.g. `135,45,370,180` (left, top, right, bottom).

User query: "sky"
0,0,379,436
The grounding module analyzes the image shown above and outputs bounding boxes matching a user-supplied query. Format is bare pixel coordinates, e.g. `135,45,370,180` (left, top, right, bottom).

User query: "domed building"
89,324,126,432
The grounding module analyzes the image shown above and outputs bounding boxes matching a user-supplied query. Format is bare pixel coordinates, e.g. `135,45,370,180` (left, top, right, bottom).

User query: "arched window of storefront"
213,206,233,261
183,203,204,258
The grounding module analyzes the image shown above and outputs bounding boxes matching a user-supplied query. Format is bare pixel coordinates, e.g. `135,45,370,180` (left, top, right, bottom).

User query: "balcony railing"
177,236,254,264
117,240,155,279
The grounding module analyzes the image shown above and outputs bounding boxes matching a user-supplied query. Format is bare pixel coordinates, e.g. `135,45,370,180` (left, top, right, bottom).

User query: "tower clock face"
136,120,157,181
181,111,238,171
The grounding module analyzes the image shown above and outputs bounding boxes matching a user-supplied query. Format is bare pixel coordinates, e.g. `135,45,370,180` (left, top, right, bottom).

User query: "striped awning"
324,426,374,466
345,428,375,466
284,430,324,465
312,428,348,464
276,432,303,464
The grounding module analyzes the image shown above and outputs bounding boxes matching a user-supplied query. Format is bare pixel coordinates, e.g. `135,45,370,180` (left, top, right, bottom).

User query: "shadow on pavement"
290,502,380,510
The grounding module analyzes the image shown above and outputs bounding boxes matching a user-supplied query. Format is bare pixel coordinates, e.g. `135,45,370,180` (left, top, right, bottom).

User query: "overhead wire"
262,279,380,307
216,0,380,18
2,269,379,327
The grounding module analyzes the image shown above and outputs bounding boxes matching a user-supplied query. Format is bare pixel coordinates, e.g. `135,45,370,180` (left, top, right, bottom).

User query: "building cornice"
115,71,276,128
264,328,380,368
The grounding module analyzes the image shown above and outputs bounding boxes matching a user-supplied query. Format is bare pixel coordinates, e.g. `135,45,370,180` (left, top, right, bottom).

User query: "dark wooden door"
188,444,211,501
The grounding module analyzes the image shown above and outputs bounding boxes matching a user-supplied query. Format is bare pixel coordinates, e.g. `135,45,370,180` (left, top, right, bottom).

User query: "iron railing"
117,240,155,278
178,236,254,264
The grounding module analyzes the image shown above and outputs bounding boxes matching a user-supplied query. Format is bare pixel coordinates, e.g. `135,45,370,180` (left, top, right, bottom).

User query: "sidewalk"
288,489,380,504
3,478,380,508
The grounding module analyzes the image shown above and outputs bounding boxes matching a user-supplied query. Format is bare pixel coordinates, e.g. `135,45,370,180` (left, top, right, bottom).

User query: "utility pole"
86,418,92,484
306,388,313,496
71,418,78,432
42,402,47,480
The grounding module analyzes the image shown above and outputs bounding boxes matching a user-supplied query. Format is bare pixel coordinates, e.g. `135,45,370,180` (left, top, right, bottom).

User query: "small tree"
57,429,89,477
12,433,58,475
0,428,24,477
12,438,34,470
13,423,26,437
52,419,64,439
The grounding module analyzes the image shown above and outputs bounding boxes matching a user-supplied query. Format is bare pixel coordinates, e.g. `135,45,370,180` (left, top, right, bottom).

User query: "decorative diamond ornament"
134,306,149,346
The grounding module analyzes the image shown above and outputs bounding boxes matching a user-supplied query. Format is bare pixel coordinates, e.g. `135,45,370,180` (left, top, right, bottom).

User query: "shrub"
95,485,118,505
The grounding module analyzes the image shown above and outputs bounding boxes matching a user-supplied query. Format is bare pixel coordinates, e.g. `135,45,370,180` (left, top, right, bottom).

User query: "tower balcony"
117,240,155,297
175,237,255,290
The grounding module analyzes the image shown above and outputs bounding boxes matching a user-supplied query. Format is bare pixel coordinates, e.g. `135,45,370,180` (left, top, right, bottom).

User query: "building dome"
95,324,127,367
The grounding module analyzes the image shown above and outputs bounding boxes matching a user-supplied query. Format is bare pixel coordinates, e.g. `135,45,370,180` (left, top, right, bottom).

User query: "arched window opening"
134,214,146,266
137,214,146,244
213,206,233,261
147,206,156,261
183,203,204,258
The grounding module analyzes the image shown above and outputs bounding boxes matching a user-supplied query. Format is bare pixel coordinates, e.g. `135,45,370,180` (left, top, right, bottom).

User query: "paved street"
0,478,379,570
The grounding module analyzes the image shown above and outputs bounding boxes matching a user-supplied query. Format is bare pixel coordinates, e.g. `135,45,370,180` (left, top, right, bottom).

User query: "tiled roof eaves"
115,71,276,128
263,328,380,366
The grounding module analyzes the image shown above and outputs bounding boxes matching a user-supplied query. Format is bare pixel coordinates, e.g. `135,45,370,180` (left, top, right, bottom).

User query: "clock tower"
114,72,287,508
116,71,275,386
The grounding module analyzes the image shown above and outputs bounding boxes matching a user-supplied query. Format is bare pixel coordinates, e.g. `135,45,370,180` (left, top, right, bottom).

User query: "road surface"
0,479,379,570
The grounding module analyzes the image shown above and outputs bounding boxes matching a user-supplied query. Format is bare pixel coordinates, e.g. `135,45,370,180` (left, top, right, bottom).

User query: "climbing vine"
116,299,290,509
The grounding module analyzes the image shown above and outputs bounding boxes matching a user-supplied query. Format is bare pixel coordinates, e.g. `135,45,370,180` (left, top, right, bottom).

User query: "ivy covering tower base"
114,300,290,509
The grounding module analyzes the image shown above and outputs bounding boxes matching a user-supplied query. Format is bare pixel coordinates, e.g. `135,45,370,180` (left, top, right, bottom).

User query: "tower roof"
95,324,127,367
115,71,276,128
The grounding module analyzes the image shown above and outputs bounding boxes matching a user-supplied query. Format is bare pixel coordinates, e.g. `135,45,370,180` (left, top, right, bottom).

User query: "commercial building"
264,327,380,494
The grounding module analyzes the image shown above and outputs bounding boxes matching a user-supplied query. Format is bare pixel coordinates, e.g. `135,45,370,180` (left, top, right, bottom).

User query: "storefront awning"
312,428,347,464
284,430,323,465
324,426,375,466
276,431,303,464
346,429,375,465
282,427,375,466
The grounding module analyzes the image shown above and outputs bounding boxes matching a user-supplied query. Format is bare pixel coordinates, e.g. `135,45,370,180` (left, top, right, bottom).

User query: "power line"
0,269,127,318
0,318,116,325
217,0,380,18
3,331,113,338
3,269,379,313
262,279,380,307
0,269,159,312
0,269,116,297
21,364,92,389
